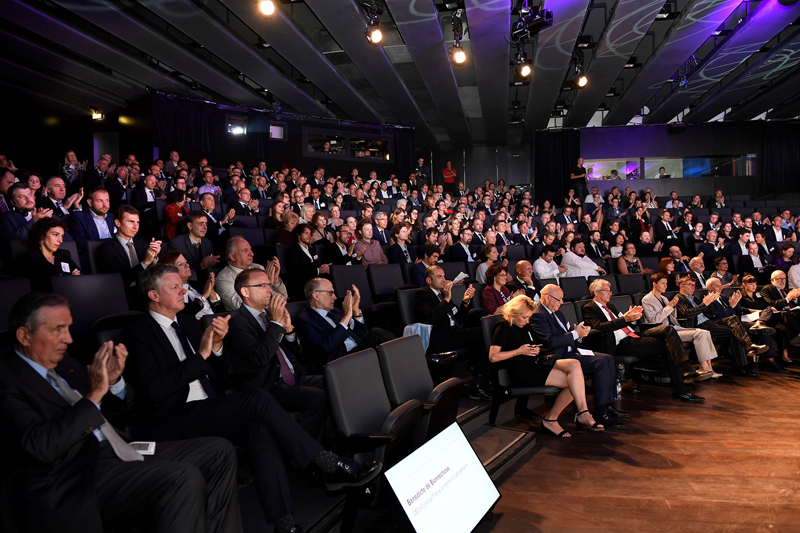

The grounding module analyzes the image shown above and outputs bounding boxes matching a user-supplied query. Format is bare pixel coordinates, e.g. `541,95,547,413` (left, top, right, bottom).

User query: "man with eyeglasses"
321,225,365,266
530,284,630,426
760,270,800,357
167,211,219,289
581,278,705,402
225,268,327,442
295,278,394,373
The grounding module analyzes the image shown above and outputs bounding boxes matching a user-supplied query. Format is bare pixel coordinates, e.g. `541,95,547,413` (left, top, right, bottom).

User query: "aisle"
478,369,800,532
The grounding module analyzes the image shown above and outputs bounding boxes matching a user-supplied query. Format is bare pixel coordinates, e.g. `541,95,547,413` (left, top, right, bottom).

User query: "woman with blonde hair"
489,295,602,437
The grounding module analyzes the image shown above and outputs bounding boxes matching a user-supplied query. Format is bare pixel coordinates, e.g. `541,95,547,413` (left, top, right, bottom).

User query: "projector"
511,9,553,39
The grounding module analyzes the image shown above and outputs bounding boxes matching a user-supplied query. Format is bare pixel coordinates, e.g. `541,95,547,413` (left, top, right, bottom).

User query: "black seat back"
367,264,407,297
377,335,433,405
330,265,374,307
397,289,420,324
50,274,129,334
561,276,589,301
0,278,32,334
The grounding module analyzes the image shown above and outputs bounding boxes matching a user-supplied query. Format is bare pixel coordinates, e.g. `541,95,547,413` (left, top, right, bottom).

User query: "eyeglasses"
547,294,563,303
244,283,269,288
314,290,336,295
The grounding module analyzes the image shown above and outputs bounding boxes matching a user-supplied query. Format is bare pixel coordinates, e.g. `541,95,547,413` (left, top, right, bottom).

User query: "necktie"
171,321,217,399
0,196,7,213
46,370,143,462
436,292,460,328
315,200,319,209
126,241,139,268
780,289,787,299
403,247,411,263
602,304,639,338
56,201,63,213
259,312,295,385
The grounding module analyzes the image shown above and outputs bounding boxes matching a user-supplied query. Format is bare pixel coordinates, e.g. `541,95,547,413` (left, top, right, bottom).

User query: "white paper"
452,272,469,284
60,262,71,273
741,311,760,323
577,348,595,356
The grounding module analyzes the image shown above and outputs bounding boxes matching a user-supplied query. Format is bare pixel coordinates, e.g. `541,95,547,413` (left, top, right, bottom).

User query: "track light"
450,8,468,66
91,109,103,120
570,49,587,89
361,1,384,46
258,0,275,16
451,43,467,66
575,74,588,88
513,48,532,80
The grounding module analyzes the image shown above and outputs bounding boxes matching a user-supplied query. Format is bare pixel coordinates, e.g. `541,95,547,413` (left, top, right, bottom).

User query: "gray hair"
588,278,610,297
139,264,180,301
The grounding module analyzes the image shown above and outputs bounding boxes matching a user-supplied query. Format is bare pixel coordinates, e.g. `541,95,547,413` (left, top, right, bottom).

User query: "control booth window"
226,115,247,135
303,127,392,163
350,137,389,160
307,133,343,154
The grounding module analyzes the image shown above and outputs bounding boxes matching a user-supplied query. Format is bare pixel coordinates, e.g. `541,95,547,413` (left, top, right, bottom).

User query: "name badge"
61,262,71,273
313,255,319,261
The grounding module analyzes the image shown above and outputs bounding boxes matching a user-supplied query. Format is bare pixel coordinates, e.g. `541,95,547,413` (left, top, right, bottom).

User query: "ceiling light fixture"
450,8,468,66
361,1,384,46
91,109,104,120
514,47,532,80
258,0,275,16
570,49,587,89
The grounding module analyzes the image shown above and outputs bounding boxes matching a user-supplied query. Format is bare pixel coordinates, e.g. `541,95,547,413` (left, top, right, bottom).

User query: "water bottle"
615,363,626,400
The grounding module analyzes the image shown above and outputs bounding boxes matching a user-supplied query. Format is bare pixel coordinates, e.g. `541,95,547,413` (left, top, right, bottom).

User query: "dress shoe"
607,405,630,418
748,325,776,336
748,344,769,355
595,413,626,429
469,384,493,401
514,407,540,421
323,459,382,491
673,391,705,402
762,360,790,374
733,366,758,377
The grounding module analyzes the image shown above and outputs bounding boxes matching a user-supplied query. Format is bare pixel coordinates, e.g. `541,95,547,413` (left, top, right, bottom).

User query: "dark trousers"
699,317,750,367
272,374,327,443
136,389,323,523
96,437,242,533
617,325,690,394
571,179,587,204
574,352,616,410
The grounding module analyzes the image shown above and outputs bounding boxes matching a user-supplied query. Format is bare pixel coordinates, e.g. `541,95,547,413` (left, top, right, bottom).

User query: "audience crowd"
2,150,800,531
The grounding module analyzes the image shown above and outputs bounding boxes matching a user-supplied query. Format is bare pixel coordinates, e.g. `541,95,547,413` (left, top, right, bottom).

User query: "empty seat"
49,274,137,334
0,278,32,334
86,239,109,275
397,289,420,325
230,227,265,247
617,274,646,296
439,261,467,281
377,335,465,442
479,315,560,425
560,302,578,327
561,276,589,302
286,301,308,322
367,264,413,300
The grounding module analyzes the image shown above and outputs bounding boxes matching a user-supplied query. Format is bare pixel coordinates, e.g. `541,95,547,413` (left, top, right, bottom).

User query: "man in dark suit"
231,188,260,218
506,260,539,301
295,278,392,373
69,188,115,255
413,266,488,397
0,293,241,533
411,244,441,288
760,270,800,310
37,176,80,220
321,225,364,267
198,193,235,255
699,230,727,270
96,205,161,289
373,211,391,246
555,206,578,228
105,165,129,212
0,183,52,241
675,276,765,376
167,210,219,289
130,174,164,242
726,230,751,257
82,159,109,191
225,269,326,442
580,278,704,402
668,245,692,274
528,284,628,426
765,215,796,248
448,227,477,263
285,225,331,300
739,242,773,283
414,158,431,185
121,265,381,533
585,231,610,259
654,209,680,244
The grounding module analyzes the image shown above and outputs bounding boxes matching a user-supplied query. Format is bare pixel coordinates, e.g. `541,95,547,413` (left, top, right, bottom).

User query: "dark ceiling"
3,0,800,151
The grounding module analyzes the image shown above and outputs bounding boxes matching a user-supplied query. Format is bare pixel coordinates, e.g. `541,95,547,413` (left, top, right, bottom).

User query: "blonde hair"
502,295,536,324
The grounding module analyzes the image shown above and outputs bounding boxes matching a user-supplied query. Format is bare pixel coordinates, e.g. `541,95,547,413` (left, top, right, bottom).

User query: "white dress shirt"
533,258,563,284
561,251,601,279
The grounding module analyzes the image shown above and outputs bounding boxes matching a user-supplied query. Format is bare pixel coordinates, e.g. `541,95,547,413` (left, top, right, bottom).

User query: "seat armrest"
338,433,396,454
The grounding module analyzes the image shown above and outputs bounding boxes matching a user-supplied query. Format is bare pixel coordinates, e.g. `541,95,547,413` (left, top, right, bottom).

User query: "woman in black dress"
489,295,603,438
21,218,80,291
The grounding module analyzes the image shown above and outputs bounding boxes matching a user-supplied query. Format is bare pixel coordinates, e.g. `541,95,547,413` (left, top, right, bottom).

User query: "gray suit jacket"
641,292,680,327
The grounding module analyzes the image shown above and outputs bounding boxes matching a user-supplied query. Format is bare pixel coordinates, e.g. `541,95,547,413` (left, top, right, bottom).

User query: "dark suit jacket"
130,187,162,214
285,244,323,299
167,234,215,286
675,293,713,327
0,211,35,241
765,226,793,247
654,221,679,242
413,287,470,350
373,227,391,246
96,237,150,286
410,262,430,288
506,277,538,301
705,294,738,319
580,300,633,355
760,284,799,310
36,196,71,219
321,241,361,266
528,304,577,361
82,168,106,190
21,248,80,290
387,243,417,264
294,307,367,373
121,313,229,433
448,242,476,263
104,179,127,211
739,255,768,276
225,306,304,391
232,201,258,217
585,241,608,259
68,210,115,252
699,242,726,269
725,241,749,257
513,233,536,246
0,352,133,532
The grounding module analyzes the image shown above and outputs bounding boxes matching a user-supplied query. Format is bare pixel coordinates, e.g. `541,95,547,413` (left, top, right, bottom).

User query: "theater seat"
480,314,560,425
0,278,32,334
330,265,397,326
367,264,414,302
50,274,138,335
325,348,424,530
377,335,465,442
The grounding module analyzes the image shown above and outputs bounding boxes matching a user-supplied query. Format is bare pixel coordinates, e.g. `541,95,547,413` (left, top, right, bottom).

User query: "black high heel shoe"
540,418,570,438
574,410,604,432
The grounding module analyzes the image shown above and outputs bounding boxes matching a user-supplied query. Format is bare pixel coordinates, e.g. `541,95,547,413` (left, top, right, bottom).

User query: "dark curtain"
246,109,270,160
153,92,217,153
392,127,416,169
533,128,581,206
762,122,800,194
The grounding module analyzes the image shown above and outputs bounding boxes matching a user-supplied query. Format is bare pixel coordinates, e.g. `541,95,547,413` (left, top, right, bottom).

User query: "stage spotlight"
451,43,467,66
258,0,275,16
513,48,532,80
365,23,382,45
575,74,588,88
